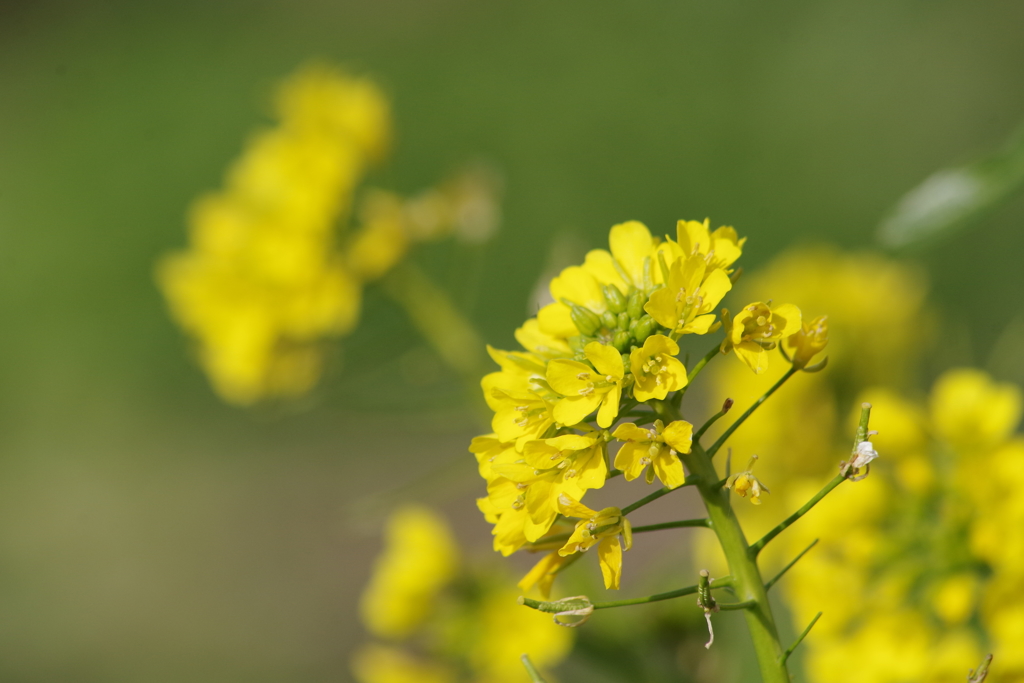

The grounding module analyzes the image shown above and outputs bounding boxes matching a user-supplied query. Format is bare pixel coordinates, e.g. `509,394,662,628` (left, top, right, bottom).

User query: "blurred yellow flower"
160,63,499,405
930,368,1022,452
359,505,458,639
351,644,454,683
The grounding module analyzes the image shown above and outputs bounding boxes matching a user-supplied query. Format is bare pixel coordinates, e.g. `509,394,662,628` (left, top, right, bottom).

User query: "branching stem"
707,366,797,458
591,576,733,610
779,612,822,665
750,475,844,557
765,539,819,591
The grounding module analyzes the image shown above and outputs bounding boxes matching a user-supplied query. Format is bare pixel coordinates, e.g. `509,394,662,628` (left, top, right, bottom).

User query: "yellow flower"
721,301,802,374
556,494,632,590
725,454,769,505
470,586,574,683
930,368,1022,451
518,551,572,599
493,433,608,542
547,341,624,428
350,644,454,683
359,506,458,639
644,254,732,336
784,314,829,370
612,419,692,488
675,218,746,272
629,334,688,402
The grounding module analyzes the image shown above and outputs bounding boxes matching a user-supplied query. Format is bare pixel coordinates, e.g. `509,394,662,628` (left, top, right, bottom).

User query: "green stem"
779,612,822,665
707,366,797,458
693,398,735,443
750,475,844,557
631,518,710,533
764,539,819,592
661,399,790,683
621,477,700,515
528,517,709,550
717,599,756,611
686,343,722,385
520,654,549,683
591,576,733,610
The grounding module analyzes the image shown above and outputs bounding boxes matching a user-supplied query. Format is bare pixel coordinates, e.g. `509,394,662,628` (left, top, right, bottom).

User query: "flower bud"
569,303,601,336
602,284,627,313
632,315,659,344
612,330,633,353
627,289,646,320
601,310,618,330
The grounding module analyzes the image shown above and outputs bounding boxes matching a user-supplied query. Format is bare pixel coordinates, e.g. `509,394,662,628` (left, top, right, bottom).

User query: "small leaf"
877,123,1024,249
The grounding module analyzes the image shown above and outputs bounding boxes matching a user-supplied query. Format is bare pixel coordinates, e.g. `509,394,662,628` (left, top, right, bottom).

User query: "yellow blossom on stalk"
675,218,746,272
644,254,732,336
629,334,688,401
360,506,458,639
784,314,829,370
547,341,624,428
725,454,769,505
518,550,573,599
721,301,802,374
612,419,692,488
556,494,632,590
494,433,607,541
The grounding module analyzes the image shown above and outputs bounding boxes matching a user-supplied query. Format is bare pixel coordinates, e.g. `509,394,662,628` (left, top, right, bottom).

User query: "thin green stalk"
591,576,733,610
750,475,844,557
765,539,819,592
693,398,735,443
527,518,709,550
686,343,722,385
779,612,822,665
707,366,797,458
520,654,549,683
621,477,700,515
631,518,710,533
717,599,756,611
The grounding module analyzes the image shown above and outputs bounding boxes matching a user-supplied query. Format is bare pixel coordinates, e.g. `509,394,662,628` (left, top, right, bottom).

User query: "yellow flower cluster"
352,506,572,683
472,219,809,594
783,369,1023,682
695,247,1020,680
158,63,498,404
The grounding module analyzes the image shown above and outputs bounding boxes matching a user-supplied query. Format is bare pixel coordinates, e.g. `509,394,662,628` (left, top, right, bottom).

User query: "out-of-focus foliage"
352,506,572,683
878,122,1024,250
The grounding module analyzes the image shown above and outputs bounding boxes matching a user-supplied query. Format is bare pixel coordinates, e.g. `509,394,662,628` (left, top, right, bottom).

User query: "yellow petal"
582,249,628,290
734,340,769,374
553,392,603,426
556,492,599,519
546,358,593,395
597,384,622,428
772,303,803,338
550,265,606,312
537,302,577,338
698,268,732,312
662,420,694,453
609,221,654,287
653,448,686,489
585,341,624,379
597,536,623,590
613,442,648,481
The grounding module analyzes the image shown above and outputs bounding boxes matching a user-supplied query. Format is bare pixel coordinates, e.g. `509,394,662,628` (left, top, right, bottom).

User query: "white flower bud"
851,440,879,469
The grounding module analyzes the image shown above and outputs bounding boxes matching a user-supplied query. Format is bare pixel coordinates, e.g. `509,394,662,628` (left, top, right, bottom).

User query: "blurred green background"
1,1,1024,680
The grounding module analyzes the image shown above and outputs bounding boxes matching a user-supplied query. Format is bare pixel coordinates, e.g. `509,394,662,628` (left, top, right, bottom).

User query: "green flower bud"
632,315,658,343
602,284,628,314
600,310,618,330
612,330,632,352
569,303,602,336
627,290,646,320
616,312,630,330
567,335,587,354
